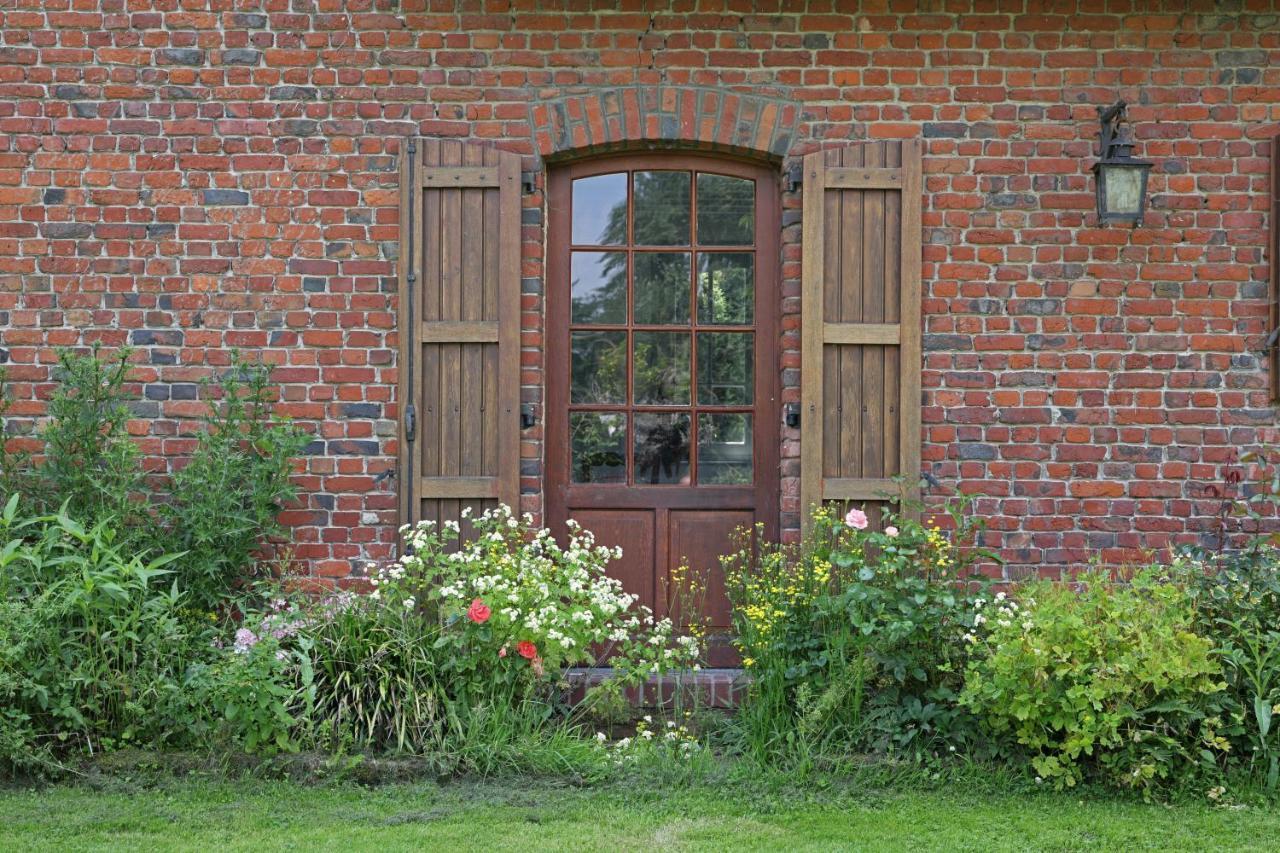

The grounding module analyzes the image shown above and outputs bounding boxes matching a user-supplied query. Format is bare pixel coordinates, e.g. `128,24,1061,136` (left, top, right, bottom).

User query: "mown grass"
2,772,1278,852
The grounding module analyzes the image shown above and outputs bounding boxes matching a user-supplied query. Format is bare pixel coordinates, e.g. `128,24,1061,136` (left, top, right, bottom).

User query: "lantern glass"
1102,164,1145,217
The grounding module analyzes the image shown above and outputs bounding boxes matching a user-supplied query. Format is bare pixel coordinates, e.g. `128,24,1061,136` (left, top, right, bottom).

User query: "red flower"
517,640,538,660
467,598,491,624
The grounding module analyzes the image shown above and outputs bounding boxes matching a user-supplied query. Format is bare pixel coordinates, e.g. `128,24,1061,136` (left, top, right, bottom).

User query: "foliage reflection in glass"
633,412,691,485
697,413,752,485
633,252,691,325
571,251,627,324
633,332,691,405
570,331,626,404
633,171,690,246
696,173,754,245
570,412,627,484
696,252,753,325
697,332,753,405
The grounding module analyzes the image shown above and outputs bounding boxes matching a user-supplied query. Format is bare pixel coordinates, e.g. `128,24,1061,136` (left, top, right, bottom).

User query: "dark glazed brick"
202,189,250,205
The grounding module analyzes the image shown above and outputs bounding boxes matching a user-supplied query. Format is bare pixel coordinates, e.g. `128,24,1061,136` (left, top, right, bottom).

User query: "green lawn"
1,777,1277,852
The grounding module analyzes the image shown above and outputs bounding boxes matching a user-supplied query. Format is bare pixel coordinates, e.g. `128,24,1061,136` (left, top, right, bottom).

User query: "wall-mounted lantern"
1092,100,1153,226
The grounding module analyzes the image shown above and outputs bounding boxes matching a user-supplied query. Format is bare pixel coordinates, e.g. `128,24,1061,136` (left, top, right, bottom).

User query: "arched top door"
545,153,779,663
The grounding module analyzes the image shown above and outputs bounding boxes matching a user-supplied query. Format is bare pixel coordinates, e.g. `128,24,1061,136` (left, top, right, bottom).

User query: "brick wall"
1,1,1278,583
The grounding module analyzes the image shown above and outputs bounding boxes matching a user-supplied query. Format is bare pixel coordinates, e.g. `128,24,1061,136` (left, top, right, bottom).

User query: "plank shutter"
398,139,522,531
800,140,923,535
1270,133,1280,402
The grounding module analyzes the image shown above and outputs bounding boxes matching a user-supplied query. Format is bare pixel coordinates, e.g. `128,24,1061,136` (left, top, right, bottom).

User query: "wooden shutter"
800,140,923,535
398,139,522,531
1270,133,1280,402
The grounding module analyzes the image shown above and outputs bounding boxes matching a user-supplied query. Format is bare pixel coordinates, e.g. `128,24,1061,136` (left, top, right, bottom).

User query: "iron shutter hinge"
405,404,417,443
786,163,804,194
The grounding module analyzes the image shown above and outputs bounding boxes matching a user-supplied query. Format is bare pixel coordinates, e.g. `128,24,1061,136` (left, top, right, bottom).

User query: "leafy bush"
194,601,313,756
23,347,145,526
0,496,204,773
160,360,310,609
723,500,991,763
1,347,308,611
1168,549,1280,789
961,569,1228,794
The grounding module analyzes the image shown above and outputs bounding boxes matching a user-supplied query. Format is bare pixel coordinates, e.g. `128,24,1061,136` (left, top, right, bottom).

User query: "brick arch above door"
532,86,801,162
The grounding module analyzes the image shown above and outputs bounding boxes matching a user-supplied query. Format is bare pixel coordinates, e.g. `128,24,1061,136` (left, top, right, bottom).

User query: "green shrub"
0,496,205,772
723,500,991,764
961,568,1228,794
1169,549,1280,789
27,346,145,527
1,348,309,611
160,358,310,609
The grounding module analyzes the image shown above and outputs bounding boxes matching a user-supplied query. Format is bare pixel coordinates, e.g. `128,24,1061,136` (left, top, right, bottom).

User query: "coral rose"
467,597,491,624
517,640,538,660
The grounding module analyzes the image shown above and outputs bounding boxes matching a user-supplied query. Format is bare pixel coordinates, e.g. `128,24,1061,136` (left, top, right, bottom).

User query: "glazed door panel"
547,154,780,665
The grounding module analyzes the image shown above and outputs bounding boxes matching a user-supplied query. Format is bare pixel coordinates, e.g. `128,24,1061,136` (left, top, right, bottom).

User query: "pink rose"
467,598,491,624
885,525,899,537
845,508,868,530
498,647,507,658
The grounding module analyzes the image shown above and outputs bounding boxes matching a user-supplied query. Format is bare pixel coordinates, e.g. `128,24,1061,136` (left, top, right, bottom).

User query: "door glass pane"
633,252,691,325
572,173,628,245
696,252,754,325
571,251,627,324
633,171,690,246
697,332,753,405
634,412,690,485
633,331,690,405
698,414,752,485
571,331,626,404
570,412,627,484
696,173,754,245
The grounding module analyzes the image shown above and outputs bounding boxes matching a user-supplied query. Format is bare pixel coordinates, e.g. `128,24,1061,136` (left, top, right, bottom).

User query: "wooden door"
398,139,522,534
800,141,923,533
546,155,780,664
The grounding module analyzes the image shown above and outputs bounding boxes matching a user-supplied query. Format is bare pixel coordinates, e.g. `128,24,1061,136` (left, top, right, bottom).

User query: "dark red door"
546,154,780,665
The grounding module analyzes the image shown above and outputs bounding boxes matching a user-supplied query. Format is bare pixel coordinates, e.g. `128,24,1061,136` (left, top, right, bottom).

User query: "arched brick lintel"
532,86,799,164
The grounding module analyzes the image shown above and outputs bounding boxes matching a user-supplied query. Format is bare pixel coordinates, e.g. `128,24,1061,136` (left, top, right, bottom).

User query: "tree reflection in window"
567,166,757,487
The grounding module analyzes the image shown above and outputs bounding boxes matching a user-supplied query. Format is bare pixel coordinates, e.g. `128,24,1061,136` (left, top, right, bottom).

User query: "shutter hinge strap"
786,162,804,193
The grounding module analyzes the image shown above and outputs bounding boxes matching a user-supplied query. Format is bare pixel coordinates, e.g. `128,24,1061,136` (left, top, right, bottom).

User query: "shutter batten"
800,141,923,534
399,140,522,534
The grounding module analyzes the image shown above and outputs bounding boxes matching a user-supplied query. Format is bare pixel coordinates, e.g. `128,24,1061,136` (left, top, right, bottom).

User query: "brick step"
564,667,746,710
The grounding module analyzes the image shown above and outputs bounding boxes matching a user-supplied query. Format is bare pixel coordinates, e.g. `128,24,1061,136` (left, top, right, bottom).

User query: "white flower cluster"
965,590,1031,644
374,505,700,676
604,715,702,766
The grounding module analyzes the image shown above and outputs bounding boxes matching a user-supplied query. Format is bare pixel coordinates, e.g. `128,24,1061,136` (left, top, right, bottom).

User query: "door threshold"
564,666,745,709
